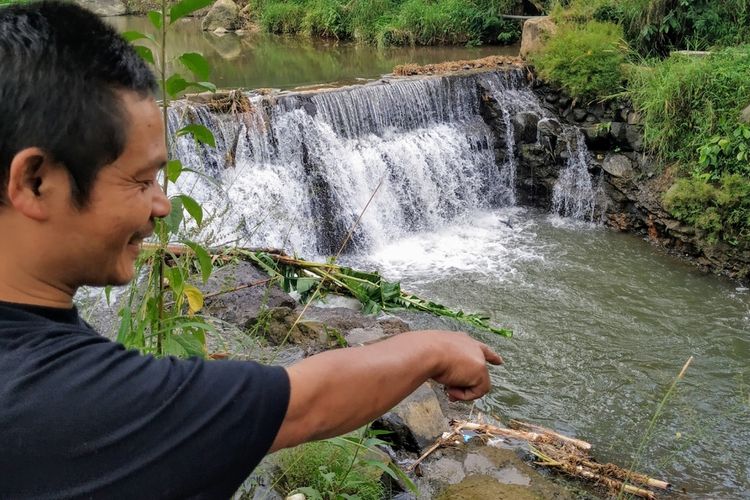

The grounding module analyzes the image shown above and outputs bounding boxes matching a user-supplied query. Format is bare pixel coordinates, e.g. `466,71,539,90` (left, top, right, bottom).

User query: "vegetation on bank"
529,0,750,247
248,0,520,45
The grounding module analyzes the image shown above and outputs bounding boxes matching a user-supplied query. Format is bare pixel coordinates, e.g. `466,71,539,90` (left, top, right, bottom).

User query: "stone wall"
479,75,750,283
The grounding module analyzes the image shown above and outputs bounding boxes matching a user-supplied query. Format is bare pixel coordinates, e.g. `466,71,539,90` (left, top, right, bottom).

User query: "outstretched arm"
270,330,502,452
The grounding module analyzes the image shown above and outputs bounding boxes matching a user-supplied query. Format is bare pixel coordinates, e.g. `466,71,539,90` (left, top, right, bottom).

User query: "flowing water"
166,70,750,497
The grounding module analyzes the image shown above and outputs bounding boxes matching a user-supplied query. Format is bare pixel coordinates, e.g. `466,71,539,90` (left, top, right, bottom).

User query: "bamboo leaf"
176,124,216,147
177,194,203,226
169,0,214,24
179,52,211,81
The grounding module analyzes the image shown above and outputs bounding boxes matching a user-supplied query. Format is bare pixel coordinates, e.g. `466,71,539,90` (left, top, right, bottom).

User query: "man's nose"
151,184,171,219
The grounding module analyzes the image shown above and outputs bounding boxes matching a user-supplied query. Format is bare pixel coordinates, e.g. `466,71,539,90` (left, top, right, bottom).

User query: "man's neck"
0,262,75,309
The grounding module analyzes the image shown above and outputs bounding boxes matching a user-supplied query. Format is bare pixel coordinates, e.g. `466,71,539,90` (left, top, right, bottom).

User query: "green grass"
528,20,628,100
249,0,520,46
275,439,384,499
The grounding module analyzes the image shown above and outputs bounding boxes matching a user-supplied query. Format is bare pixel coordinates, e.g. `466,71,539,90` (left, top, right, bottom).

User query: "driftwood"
413,419,672,499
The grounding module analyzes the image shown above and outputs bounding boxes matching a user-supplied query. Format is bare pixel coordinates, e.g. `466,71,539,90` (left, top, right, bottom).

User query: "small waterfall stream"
168,70,600,255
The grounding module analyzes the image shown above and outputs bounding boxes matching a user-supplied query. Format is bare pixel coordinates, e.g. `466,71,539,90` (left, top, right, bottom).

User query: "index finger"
481,344,503,365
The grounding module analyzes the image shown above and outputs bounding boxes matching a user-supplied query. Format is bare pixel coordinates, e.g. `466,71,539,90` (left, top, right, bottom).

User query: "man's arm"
270,330,502,452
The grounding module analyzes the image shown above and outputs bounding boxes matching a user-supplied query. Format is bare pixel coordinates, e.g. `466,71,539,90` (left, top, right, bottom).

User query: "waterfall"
168,75,512,256
167,70,602,256
551,129,598,221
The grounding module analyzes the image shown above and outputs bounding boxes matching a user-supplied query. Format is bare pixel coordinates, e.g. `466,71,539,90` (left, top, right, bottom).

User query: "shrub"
529,20,628,100
664,175,750,245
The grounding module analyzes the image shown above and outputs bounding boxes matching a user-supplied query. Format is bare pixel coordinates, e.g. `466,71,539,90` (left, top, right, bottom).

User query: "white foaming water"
551,128,598,221
360,207,544,287
168,75,515,256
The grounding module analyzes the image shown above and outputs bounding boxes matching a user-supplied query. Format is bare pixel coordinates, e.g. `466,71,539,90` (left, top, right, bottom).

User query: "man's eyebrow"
136,160,168,175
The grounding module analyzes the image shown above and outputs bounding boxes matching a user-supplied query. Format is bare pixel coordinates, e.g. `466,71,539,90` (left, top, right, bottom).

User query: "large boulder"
74,0,126,16
520,17,557,59
741,103,750,123
373,382,447,452
512,112,540,145
201,0,242,32
602,153,634,178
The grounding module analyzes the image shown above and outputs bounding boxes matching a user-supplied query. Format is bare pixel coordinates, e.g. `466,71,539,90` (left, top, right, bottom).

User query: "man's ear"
6,148,65,221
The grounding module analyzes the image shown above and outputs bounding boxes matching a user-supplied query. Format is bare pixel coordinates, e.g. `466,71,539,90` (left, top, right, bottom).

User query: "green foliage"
529,20,628,100
245,251,513,337
117,0,219,357
664,175,750,245
251,0,520,46
550,0,750,56
261,2,305,34
627,46,750,167
275,428,417,499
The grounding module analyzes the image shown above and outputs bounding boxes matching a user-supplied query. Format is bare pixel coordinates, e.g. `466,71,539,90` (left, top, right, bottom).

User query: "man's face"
50,91,170,288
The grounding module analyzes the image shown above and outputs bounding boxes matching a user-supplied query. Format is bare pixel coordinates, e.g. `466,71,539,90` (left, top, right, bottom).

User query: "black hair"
0,1,158,206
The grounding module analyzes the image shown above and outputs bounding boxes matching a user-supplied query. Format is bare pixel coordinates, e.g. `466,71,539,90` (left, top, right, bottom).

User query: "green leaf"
122,31,147,42
165,196,184,234
169,0,214,24
165,265,184,295
183,240,213,283
133,45,155,65
176,124,216,147
179,52,211,81
193,81,217,93
177,194,203,226
166,159,183,183
104,285,113,306
147,10,163,29
165,74,190,98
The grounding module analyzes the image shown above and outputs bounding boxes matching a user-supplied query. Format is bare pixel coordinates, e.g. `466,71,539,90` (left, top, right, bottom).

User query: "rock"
203,262,297,330
572,108,587,122
74,0,126,16
511,112,539,144
627,111,642,125
375,382,447,451
520,17,557,59
518,143,549,169
609,121,628,144
625,124,644,151
537,117,563,139
201,0,241,32
741,104,750,123
602,153,634,178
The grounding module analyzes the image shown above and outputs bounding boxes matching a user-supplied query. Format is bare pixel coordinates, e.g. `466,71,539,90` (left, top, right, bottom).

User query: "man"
0,2,503,498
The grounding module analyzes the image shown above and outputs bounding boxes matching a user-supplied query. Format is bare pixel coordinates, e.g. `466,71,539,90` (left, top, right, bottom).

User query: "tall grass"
249,0,520,46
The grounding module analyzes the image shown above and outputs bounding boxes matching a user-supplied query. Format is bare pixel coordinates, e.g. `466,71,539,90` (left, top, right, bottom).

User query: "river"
113,17,749,497
107,16,520,90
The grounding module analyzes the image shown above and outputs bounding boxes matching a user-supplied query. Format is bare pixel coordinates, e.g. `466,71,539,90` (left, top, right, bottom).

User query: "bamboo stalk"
508,419,592,451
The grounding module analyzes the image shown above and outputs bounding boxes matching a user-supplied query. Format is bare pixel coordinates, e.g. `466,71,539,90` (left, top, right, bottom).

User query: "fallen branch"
508,419,592,451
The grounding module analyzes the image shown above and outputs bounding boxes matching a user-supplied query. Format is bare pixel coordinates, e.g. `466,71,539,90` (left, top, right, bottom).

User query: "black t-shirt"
0,301,290,499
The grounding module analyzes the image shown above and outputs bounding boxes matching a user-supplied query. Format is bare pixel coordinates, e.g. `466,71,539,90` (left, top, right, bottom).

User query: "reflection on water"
355,207,750,498
107,16,519,90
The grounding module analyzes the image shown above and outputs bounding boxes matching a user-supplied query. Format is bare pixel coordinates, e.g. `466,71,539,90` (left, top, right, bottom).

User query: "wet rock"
375,382,447,451
202,0,241,32
537,117,563,140
602,153,634,178
518,143,549,169
512,112,540,145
